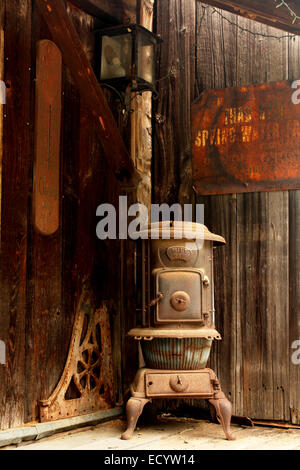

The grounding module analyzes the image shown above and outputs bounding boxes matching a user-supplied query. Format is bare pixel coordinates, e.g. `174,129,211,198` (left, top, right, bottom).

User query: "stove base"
121,368,236,441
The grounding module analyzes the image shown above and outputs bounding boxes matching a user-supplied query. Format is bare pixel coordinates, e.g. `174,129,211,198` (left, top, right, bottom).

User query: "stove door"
155,269,203,323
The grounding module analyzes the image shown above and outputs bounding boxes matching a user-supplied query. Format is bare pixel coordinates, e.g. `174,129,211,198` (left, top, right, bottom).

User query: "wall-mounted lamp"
95,24,160,115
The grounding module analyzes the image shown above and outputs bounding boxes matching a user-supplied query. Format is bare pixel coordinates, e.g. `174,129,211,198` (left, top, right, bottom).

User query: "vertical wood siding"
0,0,32,428
154,1,300,422
0,0,135,430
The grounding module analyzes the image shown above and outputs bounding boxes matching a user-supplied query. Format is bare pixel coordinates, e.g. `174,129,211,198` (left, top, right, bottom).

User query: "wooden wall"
0,0,137,430
153,1,300,422
1,0,299,431
0,2,3,232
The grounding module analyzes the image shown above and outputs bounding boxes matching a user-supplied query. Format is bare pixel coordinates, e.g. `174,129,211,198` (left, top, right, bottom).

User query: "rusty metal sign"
33,40,62,235
192,80,300,195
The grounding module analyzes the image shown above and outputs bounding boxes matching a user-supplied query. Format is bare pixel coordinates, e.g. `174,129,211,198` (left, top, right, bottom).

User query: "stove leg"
208,400,217,423
121,397,150,440
209,396,236,441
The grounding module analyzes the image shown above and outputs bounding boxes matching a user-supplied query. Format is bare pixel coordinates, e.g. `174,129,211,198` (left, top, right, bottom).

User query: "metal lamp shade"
95,24,158,92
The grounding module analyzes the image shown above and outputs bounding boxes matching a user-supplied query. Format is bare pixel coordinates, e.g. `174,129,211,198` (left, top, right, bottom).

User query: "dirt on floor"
2,416,300,450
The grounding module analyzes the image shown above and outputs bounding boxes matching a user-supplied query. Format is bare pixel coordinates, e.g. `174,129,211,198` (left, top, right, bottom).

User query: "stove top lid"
133,221,226,245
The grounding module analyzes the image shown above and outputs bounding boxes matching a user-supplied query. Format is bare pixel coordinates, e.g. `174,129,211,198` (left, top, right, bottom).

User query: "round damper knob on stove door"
169,374,189,393
170,291,190,311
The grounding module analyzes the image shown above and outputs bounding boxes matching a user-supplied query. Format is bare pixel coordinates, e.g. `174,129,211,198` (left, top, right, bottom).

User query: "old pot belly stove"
121,221,236,441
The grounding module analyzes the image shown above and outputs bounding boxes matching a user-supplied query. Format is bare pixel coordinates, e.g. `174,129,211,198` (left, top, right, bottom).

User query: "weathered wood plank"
288,26,300,426
68,0,120,24
1,0,131,428
0,0,32,429
203,0,300,35
221,2,237,87
25,4,124,423
287,21,300,426
197,194,238,412
236,14,290,421
178,0,196,204
195,2,214,95
36,0,136,181
68,0,137,24
0,3,4,238
67,4,124,405
73,99,123,404
153,0,196,205
288,27,300,78
289,190,300,424
153,0,177,205
209,5,225,89
236,192,289,420
56,4,123,409
25,7,64,423
0,0,4,424
268,192,290,421
192,4,294,421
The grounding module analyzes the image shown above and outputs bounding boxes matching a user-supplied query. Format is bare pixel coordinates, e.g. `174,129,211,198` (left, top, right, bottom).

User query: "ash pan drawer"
145,370,214,398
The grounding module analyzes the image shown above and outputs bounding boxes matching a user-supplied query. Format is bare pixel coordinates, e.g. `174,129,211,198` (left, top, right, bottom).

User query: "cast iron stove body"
121,221,235,441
